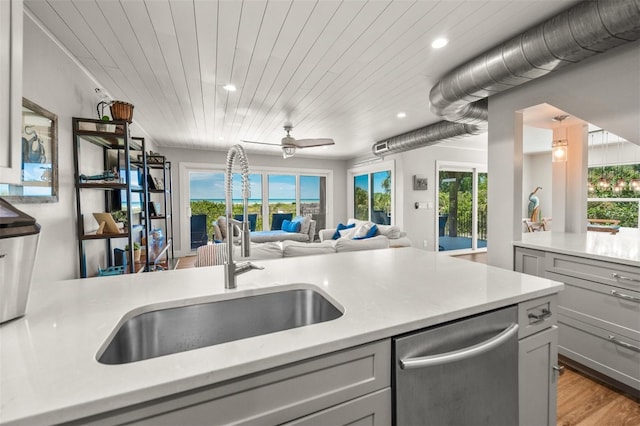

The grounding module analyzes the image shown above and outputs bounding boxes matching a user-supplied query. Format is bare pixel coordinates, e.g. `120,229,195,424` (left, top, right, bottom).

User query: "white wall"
16,16,154,281
488,41,640,270
159,147,348,256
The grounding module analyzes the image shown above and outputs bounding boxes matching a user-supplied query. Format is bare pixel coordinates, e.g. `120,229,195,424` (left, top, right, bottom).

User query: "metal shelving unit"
72,117,146,277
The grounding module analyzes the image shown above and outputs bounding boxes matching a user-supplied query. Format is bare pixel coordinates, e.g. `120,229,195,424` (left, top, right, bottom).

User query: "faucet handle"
235,261,264,275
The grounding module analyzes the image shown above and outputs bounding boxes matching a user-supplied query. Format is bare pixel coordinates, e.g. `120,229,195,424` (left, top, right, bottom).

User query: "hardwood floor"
177,254,639,424
557,366,640,426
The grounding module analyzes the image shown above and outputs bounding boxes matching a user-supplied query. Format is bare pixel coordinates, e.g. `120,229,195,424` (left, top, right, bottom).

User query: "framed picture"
153,176,164,190
0,98,58,202
413,175,428,191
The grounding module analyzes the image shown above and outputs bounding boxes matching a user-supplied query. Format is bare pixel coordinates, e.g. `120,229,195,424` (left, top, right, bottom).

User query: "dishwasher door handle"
399,323,519,370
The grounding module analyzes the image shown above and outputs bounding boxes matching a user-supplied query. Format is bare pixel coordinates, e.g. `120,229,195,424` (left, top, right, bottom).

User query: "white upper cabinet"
0,0,23,184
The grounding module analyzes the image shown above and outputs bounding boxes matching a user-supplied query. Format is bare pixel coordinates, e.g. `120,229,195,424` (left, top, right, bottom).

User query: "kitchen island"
514,229,640,397
1,248,562,425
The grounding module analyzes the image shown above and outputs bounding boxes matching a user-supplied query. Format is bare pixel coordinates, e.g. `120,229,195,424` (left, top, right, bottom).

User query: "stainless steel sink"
98,288,342,364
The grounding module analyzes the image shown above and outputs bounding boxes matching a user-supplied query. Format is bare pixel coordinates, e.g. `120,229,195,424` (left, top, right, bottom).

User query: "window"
349,161,394,225
181,163,331,250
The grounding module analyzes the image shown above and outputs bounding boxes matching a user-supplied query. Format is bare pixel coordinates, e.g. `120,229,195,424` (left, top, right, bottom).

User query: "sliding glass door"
437,163,487,252
352,169,393,225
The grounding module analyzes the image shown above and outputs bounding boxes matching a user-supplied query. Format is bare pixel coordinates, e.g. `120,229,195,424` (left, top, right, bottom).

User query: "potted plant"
125,242,141,262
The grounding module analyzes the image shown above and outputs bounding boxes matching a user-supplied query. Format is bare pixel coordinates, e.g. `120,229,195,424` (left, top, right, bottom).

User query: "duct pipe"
372,0,640,156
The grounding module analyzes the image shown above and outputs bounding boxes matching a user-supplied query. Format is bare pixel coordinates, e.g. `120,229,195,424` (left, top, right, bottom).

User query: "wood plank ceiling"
24,0,577,159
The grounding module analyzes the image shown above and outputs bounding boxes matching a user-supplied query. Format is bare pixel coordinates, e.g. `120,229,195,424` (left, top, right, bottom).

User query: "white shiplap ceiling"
24,0,578,159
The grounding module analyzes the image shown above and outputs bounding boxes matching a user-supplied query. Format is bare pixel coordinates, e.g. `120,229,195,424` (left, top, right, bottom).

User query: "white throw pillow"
293,215,311,235
353,222,376,239
339,227,358,239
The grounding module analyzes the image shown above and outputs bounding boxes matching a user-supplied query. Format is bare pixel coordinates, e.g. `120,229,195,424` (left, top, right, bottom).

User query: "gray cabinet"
519,325,558,426
515,246,640,397
77,340,391,425
517,295,560,426
545,252,640,394
0,0,22,184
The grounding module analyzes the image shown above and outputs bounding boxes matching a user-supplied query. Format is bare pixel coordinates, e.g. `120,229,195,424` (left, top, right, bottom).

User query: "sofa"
212,215,316,244
195,220,409,267
319,218,411,248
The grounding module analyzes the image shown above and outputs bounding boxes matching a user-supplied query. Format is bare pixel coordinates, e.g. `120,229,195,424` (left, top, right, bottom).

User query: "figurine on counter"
80,167,119,182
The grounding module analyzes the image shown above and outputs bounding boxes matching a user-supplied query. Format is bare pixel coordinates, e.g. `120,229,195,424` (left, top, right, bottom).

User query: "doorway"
437,163,487,253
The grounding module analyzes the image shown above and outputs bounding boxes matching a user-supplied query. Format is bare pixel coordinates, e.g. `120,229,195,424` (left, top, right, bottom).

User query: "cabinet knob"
552,365,565,375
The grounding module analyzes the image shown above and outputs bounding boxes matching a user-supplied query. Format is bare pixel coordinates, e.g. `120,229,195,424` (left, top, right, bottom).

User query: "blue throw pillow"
332,222,355,240
354,224,378,240
281,219,301,233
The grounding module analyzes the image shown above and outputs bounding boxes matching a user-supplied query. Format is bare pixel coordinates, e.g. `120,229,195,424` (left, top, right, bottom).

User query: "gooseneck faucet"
224,145,263,289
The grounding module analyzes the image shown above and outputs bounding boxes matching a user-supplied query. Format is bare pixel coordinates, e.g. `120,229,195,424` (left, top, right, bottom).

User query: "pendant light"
588,133,595,193
615,139,627,190
597,131,610,189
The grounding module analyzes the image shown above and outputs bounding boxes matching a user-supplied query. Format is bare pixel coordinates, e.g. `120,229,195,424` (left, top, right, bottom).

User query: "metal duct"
372,0,640,156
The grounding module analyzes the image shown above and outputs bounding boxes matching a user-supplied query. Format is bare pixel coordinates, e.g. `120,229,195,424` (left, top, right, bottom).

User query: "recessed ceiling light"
223,84,236,92
431,37,448,49
397,112,406,118
218,136,223,141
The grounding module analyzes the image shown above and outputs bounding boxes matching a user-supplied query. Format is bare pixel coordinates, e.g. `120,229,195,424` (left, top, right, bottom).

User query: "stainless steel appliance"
393,306,519,425
0,197,40,323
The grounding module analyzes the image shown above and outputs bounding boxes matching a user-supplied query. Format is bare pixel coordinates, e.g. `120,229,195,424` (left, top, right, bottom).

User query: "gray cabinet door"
519,325,559,426
515,247,546,277
0,0,22,184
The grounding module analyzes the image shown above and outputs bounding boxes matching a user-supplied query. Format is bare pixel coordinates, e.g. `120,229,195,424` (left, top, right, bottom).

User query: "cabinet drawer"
558,281,640,334
558,315,640,390
518,295,557,339
545,253,640,292
284,388,391,426
103,340,391,426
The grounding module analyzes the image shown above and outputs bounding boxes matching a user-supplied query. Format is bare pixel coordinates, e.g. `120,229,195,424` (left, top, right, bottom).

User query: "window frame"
347,159,395,225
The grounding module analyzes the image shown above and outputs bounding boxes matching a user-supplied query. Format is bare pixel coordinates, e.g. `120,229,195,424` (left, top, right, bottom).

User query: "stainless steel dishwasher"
393,306,519,425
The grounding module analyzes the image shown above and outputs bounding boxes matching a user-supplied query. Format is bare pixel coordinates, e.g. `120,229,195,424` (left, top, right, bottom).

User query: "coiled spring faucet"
224,145,263,289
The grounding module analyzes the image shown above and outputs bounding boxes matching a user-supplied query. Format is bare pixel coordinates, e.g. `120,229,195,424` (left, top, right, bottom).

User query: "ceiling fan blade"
240,139,280,147
294,138,335,148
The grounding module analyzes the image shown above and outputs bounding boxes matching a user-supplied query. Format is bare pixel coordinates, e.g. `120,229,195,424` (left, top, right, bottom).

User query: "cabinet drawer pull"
527,309,552,324
611,273,640,284
611,290,640,303
552,365,565,375
608,336,640,352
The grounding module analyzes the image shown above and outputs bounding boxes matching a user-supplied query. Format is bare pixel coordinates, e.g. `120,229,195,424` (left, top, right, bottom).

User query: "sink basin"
98,288,343,364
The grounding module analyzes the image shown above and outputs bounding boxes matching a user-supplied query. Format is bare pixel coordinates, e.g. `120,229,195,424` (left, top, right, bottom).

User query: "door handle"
611,273,640,284
611,290,640,303
399,323,519,370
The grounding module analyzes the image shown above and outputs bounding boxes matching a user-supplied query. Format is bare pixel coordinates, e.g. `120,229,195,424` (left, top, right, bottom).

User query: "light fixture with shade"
552,139,568,162
588,133,595,193
551,115,569,162
598,131,611,189
282,146,296,159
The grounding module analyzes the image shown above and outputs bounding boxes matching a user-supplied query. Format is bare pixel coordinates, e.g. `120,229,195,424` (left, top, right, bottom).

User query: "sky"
190,172,320,200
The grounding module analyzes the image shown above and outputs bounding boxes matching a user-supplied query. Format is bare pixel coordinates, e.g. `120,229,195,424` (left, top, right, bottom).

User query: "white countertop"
0,248,562,425
514,228,640,267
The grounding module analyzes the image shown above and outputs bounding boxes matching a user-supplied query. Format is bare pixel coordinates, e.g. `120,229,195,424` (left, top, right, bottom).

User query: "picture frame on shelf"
153,177,164,190
146,173,156,190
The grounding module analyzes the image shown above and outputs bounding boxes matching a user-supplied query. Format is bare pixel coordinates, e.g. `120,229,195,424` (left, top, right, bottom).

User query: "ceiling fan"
241,125,334,158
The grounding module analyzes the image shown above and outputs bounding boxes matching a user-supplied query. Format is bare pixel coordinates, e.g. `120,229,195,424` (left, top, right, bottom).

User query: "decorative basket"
110,101,134,123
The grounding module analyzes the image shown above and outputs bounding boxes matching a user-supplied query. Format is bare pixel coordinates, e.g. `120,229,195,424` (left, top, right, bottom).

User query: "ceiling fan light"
282,146,296,158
